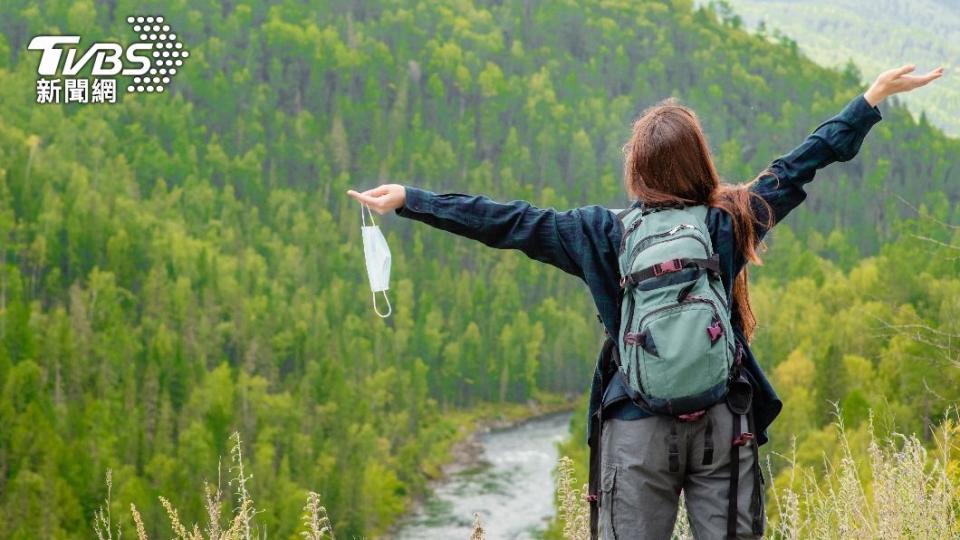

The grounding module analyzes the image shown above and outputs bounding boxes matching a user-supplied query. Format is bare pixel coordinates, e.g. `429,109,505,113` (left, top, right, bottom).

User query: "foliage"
92,433,337,540
765,414,960,539
713,0,960,136
555,457,590,540
752,212,960,464
0,0,958,537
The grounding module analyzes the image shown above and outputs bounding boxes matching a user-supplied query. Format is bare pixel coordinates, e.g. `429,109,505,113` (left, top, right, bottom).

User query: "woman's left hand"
864,64,944,106
347,184,407,214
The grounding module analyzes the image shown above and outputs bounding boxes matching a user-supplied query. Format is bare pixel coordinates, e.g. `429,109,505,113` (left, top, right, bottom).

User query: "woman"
348,64,942,539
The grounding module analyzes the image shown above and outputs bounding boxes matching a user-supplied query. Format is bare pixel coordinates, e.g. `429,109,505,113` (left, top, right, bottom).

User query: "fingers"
921,66,945,83
362,185,391,198
346,189,379,207
902,67,945,89
346,186,396,214
895,64,917,77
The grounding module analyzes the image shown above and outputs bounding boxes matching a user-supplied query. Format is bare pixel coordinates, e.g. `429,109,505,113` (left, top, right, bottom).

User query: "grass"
89,398,571,540
94,412,958,539
93,432,336,540
764,413,959,539
549,412,960,539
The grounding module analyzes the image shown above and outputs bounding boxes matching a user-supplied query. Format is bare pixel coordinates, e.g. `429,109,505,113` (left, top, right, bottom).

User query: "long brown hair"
622,98,773,341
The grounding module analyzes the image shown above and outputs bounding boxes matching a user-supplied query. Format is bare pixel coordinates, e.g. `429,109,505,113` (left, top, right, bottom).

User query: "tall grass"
551,415,959,539
93,432,335,540
95,416,958,539
764,414,959,539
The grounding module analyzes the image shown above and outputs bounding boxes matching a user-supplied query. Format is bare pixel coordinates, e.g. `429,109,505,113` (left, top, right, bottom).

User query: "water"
393,411,574,540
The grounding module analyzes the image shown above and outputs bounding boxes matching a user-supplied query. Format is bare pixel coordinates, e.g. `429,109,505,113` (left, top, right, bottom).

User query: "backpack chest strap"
620,254,720,288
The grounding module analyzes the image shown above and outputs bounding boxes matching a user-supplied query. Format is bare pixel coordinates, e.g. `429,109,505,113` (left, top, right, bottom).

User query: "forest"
0,0,957,538
714,0,960,136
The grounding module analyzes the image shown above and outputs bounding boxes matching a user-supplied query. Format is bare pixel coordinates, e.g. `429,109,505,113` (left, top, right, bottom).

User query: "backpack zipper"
627,230,710,271
633,223,695,252
627,297,724,372
709,279,729,310
666,223,696,235
619,215,645,254
622,297,719,349
621,293,636,348
687,295,723,319
623,288,722,349
635,297,719,334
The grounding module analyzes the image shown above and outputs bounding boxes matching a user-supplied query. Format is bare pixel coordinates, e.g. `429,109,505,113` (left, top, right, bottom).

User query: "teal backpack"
615,202,737,415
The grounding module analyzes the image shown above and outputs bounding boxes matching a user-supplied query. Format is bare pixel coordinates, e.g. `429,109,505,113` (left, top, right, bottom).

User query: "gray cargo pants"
599,402,763,539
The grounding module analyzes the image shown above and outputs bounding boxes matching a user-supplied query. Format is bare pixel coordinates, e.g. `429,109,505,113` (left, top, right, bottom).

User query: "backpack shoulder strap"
683,203,709,223
613,202,709,223
609,204,638,222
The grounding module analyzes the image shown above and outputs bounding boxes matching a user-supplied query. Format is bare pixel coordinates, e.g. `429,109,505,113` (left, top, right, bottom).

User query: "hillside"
709,0,960,136
0,0,958,538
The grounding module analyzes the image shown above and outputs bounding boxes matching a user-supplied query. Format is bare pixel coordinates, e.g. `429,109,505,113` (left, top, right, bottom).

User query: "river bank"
389,397,576,539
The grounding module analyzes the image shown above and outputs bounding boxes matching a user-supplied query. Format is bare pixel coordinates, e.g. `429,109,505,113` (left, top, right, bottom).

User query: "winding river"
393,411,574,540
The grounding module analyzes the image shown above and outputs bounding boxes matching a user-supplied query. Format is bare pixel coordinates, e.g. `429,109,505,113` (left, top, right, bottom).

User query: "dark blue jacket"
396,94,882,446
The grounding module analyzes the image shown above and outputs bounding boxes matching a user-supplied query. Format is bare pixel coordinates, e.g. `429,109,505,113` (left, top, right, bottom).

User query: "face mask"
360,203,392,317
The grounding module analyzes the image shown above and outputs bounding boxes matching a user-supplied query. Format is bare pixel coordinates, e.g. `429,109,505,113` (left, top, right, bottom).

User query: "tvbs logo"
28,15,189,104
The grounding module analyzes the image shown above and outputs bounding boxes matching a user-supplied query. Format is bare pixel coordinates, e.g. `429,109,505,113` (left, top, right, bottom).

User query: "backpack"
615,202,737,416
587,203,761,540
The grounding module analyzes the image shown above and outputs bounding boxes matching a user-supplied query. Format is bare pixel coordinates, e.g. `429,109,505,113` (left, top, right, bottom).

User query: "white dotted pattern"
125,15,189,94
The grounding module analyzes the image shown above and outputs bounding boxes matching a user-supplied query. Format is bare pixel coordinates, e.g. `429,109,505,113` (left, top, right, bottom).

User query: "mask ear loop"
372,290,392,318
361,202,376,227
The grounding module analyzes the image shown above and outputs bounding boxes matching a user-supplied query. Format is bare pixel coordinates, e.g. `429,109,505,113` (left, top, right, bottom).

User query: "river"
393,410,574,540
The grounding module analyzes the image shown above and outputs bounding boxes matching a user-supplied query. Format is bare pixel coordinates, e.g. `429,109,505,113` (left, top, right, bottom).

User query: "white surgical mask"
361,203,392,317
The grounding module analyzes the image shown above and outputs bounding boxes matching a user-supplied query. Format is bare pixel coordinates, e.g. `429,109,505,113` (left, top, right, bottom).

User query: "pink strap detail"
707,320,723,344
733,432,754,447
678,410,707,422
653,258,683,276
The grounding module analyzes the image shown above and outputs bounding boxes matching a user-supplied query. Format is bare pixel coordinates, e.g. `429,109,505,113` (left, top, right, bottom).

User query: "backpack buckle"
654,258,683,276
623,332,645,347
733,432,754,447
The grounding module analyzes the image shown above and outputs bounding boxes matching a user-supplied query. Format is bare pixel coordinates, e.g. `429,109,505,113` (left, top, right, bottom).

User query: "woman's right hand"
864,64,944,106
347,184,407,214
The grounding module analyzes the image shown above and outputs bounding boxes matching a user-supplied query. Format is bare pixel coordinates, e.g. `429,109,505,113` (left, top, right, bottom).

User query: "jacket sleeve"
395,186,587,278
749,94,883,239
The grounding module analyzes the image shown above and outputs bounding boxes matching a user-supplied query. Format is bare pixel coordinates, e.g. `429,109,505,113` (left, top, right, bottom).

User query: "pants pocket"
600,464,619,540
751,461,766,536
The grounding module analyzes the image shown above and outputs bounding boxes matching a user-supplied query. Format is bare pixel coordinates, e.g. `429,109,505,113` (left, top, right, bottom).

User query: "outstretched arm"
347,184,588,278
749,64,944,238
